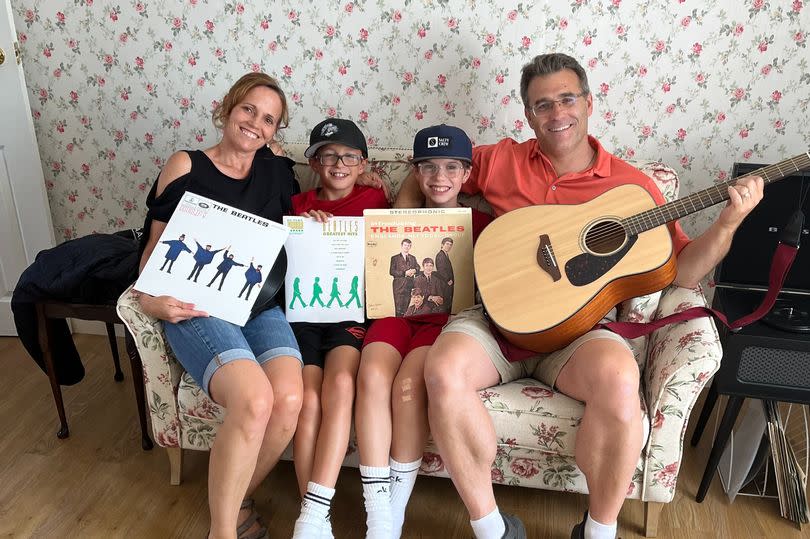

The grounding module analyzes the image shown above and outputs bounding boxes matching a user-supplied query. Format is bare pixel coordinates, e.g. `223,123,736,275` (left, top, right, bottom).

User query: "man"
389,239,420,317
434,238,455,309
403,287,432,316
396,53,763,539
289,276,307,309
206,249,245,291
413,257,448,313
309,276,325,307
187,240,227,283
326,276,345,307
159,233,191,273
238,259,263,301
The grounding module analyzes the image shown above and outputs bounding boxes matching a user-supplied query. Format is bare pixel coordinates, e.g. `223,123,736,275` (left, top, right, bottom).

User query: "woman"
137,73,302,539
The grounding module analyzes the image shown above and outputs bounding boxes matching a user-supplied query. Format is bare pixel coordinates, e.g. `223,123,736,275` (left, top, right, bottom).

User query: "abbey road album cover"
283,216,365,323
363,208,473,319
135,192,289,326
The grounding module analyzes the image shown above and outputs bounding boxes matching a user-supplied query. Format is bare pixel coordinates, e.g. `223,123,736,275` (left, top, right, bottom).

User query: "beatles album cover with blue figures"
135,192,288,326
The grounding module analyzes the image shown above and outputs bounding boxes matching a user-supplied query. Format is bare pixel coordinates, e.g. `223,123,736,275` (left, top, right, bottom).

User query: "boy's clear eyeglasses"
317,153,363,166
416,162,466,178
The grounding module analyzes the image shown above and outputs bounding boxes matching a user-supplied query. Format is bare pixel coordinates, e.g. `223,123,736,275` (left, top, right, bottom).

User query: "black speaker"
738,346,810,388
712,288,810,404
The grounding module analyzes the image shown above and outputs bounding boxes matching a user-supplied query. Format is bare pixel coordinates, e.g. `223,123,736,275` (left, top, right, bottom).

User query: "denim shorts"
163,306,302,397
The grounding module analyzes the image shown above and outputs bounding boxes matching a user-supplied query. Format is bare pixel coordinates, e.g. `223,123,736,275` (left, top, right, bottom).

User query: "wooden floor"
1,334,809,539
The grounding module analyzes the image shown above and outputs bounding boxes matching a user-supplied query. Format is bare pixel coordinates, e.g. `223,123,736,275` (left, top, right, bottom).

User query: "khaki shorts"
441,305,633,388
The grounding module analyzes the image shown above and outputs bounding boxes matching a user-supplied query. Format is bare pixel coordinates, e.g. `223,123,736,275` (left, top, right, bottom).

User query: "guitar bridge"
536,234,561,282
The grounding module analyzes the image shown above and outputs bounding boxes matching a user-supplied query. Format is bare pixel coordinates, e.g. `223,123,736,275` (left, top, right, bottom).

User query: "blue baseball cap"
411,124,472,163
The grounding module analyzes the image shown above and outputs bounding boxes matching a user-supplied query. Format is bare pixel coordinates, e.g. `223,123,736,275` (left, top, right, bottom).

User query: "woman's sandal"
237,498,269,539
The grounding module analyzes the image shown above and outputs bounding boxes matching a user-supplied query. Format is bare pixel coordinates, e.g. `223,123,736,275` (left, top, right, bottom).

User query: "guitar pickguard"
564,235,638,286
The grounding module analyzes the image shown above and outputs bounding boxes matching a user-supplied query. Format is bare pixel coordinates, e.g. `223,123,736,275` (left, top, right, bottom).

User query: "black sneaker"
570,511,587,539
500,512,527,539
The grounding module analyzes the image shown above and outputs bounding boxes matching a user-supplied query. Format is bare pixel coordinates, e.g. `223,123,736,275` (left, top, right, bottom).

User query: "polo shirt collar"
529,135,612,179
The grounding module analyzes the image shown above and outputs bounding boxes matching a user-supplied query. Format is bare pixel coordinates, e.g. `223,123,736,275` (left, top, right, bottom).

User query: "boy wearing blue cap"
354,124,494,538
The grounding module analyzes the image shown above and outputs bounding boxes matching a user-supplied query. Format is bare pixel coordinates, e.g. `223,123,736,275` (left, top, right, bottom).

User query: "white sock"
389,457,421,538
292,481,335,539
584,513,617,539
321,510,334,539
360,464,392,539
470,508,505,539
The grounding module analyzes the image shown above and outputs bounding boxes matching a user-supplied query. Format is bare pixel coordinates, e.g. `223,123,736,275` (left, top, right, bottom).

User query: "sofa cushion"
178,371,224,421
481,378,649,461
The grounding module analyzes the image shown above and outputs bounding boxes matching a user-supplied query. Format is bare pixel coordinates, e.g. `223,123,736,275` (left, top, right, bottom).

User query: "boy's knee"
323,370,356,406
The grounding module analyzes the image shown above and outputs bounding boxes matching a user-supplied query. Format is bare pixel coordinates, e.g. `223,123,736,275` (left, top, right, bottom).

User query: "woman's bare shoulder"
155,151,193,197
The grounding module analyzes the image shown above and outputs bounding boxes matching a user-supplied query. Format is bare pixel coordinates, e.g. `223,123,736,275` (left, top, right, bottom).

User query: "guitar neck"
623,151,810,235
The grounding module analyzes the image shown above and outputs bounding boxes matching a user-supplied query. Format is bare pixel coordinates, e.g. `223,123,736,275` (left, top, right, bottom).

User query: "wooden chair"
35,301,153,450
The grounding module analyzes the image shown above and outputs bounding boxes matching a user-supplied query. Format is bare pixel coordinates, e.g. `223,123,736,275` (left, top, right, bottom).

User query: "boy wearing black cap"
354,125,493,539
290,118,388,539
293,118,387,217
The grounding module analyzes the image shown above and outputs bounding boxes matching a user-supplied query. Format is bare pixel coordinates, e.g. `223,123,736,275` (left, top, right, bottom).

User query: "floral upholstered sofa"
117,143,722,537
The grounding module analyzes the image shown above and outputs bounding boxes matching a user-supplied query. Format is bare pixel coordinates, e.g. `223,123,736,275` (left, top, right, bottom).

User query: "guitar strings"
624,154,810,235
580,154,810,248
560,155,810,250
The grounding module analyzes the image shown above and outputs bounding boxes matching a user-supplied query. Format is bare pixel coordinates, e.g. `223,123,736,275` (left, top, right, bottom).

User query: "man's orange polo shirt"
465,135,691,255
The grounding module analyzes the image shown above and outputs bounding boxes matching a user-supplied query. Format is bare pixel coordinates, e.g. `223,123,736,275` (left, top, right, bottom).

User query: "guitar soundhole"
583,219,627,255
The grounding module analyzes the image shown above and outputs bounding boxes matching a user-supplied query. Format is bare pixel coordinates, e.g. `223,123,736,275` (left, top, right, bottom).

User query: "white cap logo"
427,136,450,148
321,123,338,137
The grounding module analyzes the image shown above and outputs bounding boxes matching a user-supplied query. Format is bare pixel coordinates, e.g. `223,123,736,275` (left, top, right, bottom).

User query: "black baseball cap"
304,118,369,158
412,124,472,163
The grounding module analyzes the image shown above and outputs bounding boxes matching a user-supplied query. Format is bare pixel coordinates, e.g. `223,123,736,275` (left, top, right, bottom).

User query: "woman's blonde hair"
212,72,289,130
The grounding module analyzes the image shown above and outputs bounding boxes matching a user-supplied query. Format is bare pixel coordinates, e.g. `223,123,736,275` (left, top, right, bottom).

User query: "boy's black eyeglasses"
317,153,364,166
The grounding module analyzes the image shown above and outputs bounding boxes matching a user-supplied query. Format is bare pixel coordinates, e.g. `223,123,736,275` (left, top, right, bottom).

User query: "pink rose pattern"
510,457,541,479
521,386,554,399
419,451,445,474
10,1,809,240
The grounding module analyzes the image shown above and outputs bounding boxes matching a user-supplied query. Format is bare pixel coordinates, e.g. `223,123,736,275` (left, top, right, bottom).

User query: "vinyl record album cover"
364,208,473,319
135,192,289,326
283,216,365,323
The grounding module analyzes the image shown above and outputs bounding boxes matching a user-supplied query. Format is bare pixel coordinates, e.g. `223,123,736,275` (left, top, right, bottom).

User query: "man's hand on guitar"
720,175,764,229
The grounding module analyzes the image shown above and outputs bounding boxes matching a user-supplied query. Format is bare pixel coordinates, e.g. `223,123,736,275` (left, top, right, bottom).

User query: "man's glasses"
415,162,466,178
528,92,587,117
317,153,364,167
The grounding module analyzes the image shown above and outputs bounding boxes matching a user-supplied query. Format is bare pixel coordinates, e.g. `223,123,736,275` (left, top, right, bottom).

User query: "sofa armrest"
116,284,183,448
641,284,723,501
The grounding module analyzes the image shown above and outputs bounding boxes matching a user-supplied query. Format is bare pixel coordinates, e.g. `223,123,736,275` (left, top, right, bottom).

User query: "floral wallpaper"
12,0,810,243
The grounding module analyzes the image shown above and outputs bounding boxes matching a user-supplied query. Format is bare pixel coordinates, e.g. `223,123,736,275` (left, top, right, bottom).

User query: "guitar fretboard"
623,151,810,235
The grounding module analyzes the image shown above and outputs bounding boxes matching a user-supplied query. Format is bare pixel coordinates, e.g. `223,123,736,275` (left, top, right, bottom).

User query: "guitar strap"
597,241,797,338
599,209,804,339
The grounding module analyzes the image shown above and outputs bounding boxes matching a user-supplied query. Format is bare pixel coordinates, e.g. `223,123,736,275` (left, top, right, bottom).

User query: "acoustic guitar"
474,152,810,353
